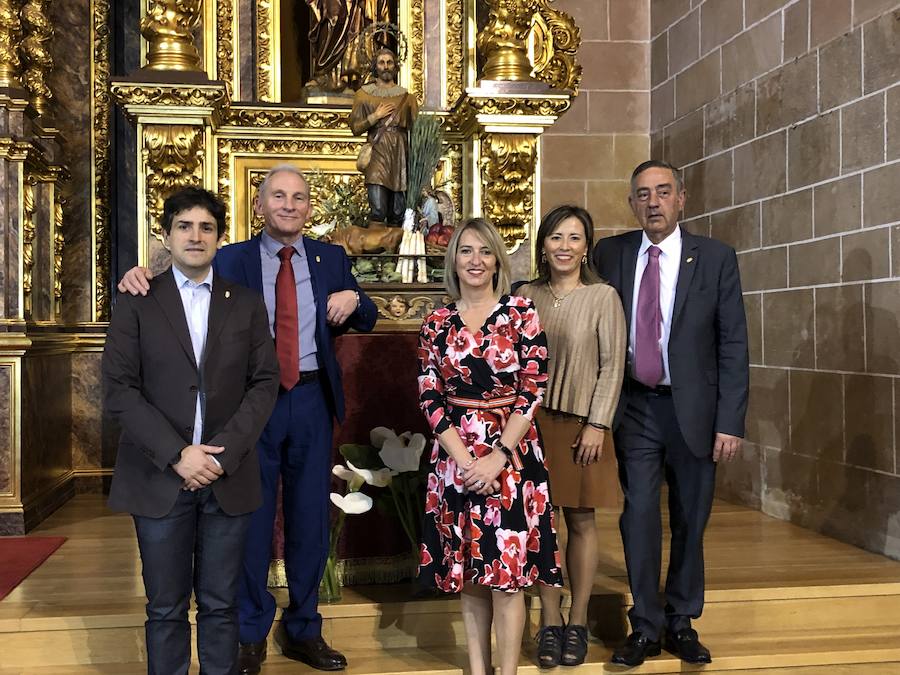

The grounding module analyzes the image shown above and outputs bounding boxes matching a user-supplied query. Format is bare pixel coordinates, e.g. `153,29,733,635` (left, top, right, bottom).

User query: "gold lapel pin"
686,257,694,263
225,290,231,299
315,255,321,263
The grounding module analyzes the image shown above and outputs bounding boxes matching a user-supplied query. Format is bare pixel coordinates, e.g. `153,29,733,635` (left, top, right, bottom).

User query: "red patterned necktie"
276,246,299,390
634,245,663,387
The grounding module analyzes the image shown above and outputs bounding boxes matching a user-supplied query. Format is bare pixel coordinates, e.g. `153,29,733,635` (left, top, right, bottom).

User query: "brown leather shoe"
278,633,347,671
238,641,267,675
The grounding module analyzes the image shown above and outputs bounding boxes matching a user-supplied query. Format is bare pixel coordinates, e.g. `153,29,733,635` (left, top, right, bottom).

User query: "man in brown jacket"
103,187,279,675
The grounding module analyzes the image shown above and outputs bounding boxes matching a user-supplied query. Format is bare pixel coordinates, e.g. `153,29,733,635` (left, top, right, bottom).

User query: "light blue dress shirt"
260,231,319,372
172,265,211,449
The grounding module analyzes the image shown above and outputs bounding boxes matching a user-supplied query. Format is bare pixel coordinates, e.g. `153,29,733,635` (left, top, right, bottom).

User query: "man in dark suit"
592,160,749,667
119,165,378,673
104,187,280,675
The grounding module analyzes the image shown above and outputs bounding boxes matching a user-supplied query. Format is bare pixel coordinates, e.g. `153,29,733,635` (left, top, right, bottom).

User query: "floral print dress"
417,295,562,593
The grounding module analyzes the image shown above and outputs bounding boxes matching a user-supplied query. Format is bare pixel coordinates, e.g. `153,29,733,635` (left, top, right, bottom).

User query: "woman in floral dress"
417,218,562,675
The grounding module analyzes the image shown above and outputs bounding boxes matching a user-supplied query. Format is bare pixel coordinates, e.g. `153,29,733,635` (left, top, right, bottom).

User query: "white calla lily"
346,460,392,487
330,491,373,514
370,426,399,449
379,431,427,473
332,464,364,491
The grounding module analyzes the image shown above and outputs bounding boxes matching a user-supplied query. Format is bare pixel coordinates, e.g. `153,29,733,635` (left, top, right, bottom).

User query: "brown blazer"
103,268,279,517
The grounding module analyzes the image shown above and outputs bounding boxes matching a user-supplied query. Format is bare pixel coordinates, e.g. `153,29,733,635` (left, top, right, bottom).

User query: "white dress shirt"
629,226,682,386
172,266,212,448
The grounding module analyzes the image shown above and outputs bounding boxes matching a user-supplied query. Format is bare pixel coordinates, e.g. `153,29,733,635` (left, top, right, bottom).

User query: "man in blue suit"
119,165,377,672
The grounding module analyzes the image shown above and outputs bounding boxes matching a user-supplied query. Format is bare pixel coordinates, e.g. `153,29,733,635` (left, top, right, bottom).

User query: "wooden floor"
2,495,900,673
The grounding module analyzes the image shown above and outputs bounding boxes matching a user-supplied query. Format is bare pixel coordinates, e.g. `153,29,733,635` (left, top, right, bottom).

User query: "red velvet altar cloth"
271,332,429,576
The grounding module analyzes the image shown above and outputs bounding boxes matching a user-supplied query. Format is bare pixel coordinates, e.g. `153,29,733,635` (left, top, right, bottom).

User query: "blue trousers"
238,379,333,643
133,488,250,675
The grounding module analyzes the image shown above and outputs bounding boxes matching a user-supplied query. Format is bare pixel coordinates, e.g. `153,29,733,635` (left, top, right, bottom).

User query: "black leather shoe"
278,633,347,671
610,632,661,667
238,641,267,675
536,624,563,668
560,624,589,666
665,627,712,664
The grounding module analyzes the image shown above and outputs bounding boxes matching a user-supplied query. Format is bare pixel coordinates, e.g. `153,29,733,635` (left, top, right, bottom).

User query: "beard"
377,66,396,82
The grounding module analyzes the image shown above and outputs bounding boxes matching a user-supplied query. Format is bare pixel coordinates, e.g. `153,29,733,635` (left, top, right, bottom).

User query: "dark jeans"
367,184,405,225
614,384,716,638
133,487,251,675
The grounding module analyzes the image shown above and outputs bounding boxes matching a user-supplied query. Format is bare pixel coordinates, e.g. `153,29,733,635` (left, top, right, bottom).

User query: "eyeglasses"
632,186,676,203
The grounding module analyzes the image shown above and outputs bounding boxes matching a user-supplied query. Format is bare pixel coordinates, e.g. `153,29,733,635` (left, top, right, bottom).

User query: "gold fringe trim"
267,554,418,588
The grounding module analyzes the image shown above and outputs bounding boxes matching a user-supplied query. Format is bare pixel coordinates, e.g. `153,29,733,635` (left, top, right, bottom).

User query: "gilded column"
141,0,204,72
52,190,62,319
19,0,52,119
21,176,34,318
143,124,204,242
0,0,21,88
479,133,537,247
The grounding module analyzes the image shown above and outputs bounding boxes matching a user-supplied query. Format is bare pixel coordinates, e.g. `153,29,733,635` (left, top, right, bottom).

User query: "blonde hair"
444,218,511,300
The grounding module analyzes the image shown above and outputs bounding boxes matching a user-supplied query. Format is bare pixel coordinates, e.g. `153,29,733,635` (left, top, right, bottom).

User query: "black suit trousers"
133,487,251,675
614,383,716,638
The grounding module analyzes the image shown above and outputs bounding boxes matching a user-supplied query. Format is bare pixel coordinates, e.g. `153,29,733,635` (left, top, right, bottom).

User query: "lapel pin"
315,255,321,263
225,290,231,299
686,257,694,263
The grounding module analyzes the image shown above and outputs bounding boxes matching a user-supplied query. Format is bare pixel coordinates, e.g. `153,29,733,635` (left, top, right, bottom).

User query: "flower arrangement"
323,427,429,601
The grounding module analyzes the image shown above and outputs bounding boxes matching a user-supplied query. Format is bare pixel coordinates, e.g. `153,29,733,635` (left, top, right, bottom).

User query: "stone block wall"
540,0,651,237
650,0,900,557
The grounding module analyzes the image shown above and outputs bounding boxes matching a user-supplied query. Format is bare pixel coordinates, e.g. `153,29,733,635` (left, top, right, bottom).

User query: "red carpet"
0,536,66,600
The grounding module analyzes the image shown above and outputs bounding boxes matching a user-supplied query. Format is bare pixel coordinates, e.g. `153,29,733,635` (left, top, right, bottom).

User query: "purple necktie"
634,245,663,387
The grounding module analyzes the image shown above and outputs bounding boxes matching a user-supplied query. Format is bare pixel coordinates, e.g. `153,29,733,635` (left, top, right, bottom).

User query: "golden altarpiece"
0,0,582,534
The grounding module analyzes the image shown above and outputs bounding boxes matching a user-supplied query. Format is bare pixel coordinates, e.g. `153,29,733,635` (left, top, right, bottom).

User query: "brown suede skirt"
536,407,621,509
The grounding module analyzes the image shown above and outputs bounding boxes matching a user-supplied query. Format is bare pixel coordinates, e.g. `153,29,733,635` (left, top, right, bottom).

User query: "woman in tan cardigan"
518,205,626,668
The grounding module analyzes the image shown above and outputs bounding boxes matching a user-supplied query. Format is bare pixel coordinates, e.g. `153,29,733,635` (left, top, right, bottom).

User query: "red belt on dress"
445,394,524,471
446,394,517,410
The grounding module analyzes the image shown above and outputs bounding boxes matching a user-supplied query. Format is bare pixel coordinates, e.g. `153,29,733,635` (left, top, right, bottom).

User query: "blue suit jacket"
213,234,377,421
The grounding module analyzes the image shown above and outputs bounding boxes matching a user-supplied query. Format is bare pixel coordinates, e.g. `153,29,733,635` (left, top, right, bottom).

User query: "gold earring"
582,255,587,265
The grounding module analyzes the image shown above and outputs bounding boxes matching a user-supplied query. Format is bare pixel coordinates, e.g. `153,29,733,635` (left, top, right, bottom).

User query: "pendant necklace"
547,282,582,309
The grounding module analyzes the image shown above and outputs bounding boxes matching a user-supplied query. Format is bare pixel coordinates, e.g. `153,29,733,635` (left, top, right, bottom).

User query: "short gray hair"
444,218,511,300
630,160,684,193
258,164,309,198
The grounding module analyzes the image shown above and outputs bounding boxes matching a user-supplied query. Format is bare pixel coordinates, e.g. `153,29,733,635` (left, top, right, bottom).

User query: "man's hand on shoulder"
326,289,359,326
118,266,153,296
174,444,225,490
713,433,742,463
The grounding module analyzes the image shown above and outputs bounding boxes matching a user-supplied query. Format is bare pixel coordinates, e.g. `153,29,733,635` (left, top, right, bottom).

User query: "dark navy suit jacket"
213,234,377,421
593,228,749,457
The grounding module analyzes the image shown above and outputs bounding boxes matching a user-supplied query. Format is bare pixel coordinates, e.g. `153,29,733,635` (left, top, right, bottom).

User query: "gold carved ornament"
215,0,234,88
144,125,204,241
22,177,36,318
477,0,536,81
141,0,203,72
53,192,64,317
479,133,536,249
372,295,436,322
110,83,229,108
529,0,582,93
445,0,463,105
19,0,53,118
476,0,582,93
0,0,21,88
223,107,347,130
256,0,274,101
408,0,425,104
92,0,112,321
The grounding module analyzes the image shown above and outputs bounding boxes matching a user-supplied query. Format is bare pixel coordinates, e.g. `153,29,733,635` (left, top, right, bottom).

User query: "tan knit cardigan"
518,281,626,427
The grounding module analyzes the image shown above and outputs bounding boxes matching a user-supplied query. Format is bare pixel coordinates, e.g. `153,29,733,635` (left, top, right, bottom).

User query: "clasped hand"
174,444,225,491
461,448,507,496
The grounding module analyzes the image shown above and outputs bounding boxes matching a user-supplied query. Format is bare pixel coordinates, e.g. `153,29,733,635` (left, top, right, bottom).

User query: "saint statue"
350,48,418,226
305,0,392,93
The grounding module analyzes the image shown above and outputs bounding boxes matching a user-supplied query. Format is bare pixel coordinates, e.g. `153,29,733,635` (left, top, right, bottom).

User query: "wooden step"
3,628,899,674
